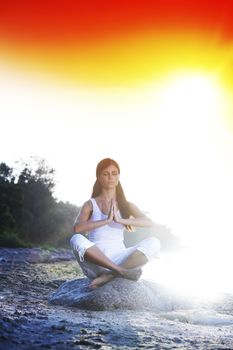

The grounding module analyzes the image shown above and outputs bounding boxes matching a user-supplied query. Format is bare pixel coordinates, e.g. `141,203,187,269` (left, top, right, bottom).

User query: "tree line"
0,158,79,248
0,157,179,251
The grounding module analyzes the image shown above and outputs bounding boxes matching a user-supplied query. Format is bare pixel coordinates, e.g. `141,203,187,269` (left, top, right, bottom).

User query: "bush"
0,230,31,248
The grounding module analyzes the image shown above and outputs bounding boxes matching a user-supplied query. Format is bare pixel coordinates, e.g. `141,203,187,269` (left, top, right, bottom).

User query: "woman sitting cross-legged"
70,158,161,289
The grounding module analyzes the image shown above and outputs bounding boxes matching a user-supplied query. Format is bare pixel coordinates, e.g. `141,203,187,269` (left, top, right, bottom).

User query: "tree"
47,201,79,247
0,163,23,246
17,158,56,244
0,158,80,247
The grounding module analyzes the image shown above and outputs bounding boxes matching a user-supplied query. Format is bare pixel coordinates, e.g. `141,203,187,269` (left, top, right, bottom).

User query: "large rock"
48,277,190,311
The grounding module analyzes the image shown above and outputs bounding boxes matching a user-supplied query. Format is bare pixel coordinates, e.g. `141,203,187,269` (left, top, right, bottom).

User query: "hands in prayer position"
107,200,122,224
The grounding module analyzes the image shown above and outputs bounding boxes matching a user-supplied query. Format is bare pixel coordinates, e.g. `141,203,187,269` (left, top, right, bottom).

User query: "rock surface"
0,247,75,264
49,277,188,311
1,248,233,350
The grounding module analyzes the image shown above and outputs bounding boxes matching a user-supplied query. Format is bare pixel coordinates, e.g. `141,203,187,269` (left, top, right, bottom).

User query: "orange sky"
1,0,233,89
1,0,233,43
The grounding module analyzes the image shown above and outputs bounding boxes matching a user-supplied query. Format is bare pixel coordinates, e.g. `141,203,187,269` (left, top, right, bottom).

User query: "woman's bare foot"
119,267,142,281
88,267,142,290
89,272,114,290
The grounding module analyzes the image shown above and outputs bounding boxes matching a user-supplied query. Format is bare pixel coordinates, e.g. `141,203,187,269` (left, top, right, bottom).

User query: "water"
143,249,233,330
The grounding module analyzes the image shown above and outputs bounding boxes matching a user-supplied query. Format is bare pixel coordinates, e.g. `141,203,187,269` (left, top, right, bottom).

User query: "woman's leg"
88,250,145,289
85,245,142,282
70,234,141,288
89,237,161,289
122,236,161,268
120,249,148,269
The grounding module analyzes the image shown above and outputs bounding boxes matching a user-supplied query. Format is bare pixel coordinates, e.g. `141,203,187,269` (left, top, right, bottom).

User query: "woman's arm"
113,201,154,228
73,200,113,234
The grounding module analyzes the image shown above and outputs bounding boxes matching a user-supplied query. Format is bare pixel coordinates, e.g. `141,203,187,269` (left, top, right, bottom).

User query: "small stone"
80,328,88,334
51,324,68,331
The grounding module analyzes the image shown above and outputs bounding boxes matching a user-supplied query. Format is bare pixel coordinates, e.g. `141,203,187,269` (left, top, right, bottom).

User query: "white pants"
70,234,161,279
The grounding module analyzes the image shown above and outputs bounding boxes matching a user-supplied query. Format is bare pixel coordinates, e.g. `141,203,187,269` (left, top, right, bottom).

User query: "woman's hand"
113,200,122,224
107,200,114,223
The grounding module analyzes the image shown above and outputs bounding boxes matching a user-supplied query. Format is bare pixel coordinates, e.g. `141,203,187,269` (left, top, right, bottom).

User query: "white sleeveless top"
88,198,125,243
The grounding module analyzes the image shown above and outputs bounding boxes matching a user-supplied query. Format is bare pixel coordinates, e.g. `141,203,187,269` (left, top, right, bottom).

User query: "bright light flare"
158,72,222,121
141,72,233,299
143,245,233,300
143,72,232,239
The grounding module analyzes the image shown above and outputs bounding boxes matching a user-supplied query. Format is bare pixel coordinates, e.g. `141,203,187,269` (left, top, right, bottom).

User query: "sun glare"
145,71,229,233
155,72,224,130
162,73,219,107
143,248,233,301
141,72,233,298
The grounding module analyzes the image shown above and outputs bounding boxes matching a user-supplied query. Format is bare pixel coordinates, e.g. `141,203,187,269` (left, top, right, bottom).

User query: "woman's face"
98,164,120,190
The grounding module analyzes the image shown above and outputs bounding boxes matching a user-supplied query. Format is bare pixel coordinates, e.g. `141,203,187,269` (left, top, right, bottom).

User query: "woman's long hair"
91,158,133,231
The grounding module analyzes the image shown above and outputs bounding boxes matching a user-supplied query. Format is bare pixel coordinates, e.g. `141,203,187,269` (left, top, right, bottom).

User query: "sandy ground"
0,248,233,350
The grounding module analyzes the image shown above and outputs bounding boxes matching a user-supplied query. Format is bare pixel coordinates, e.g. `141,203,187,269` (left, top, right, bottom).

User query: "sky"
0,0,233,250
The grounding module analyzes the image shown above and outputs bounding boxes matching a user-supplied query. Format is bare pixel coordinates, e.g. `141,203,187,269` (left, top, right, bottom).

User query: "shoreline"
0,248,233,349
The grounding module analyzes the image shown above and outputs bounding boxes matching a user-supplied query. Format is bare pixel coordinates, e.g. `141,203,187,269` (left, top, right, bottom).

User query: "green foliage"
18,171,55,244
0,158,79,248
0,163,23,233
47,201,79,248
0,230,31,248
0,163,15,183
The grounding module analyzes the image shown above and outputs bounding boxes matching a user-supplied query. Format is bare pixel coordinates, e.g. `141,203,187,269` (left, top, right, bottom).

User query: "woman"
70,158,160,289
